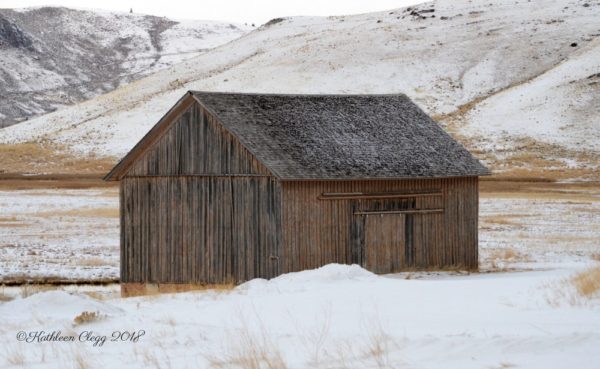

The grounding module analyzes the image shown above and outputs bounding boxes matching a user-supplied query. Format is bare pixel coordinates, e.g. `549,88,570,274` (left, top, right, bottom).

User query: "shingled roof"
190,92,489,179
106,91,490,181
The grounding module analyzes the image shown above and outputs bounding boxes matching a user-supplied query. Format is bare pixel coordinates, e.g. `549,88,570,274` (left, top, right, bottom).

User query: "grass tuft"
73,311,103,326
205,315,287,369
3,345,25,366
571,266,600,298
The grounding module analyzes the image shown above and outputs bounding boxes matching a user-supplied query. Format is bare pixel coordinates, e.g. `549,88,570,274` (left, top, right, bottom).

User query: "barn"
105,91,490,294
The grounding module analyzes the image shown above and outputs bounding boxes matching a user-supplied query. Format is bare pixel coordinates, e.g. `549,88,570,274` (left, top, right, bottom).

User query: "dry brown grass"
490,138,600,181
69,347,94,369
82,290,120,301
431,94,488,130
480,180,600,201
0,142,117,176
141,349,166,369
571,266,600,298
122,282,236,298
0,222,30,228
484,248,531,272
482,215,520,226
0,286,14,302
591,254,600,262
206,323,288,369
73,311,103,326
3,345,25,366
19,284,56,298
199,283,237,293
493,363,516,369
490,248,520,261
35,207,118,219
76,258,112,267
363,324,392,369
0,177,116,190
0,293,13,302
0,217,29,229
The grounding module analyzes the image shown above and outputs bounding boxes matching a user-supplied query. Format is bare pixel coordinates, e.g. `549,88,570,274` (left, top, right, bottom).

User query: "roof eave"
277,172,491,181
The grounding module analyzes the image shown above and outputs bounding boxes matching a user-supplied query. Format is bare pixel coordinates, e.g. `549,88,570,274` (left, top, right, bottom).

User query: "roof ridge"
190,90,410,98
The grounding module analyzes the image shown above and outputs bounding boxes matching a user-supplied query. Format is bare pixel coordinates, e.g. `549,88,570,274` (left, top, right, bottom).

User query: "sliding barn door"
362,213,406,273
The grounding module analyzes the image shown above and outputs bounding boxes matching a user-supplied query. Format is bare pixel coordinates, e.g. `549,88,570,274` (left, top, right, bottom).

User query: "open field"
0,181,599,368
0,187,119,284
0,181,599,283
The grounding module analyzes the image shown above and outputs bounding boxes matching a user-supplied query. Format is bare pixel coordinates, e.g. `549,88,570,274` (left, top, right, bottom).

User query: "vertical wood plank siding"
121,176,478,283
279,177,479,274
121,176,281,283
127,103,271,176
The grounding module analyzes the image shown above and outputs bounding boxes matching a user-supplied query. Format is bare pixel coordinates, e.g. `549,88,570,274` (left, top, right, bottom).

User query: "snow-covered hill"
0,6,249,127
1,0,598,178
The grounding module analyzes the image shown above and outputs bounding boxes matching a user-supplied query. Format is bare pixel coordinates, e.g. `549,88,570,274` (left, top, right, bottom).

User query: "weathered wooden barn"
105,91,489,292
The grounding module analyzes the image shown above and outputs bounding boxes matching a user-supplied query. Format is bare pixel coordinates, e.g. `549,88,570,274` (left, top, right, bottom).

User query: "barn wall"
279,177,479,273
127,102,271,176
120,176,281,284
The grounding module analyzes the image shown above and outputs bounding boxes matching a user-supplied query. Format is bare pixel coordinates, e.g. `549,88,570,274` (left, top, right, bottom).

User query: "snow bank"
0,291,123,324
2,264,600,368
239,263,376,293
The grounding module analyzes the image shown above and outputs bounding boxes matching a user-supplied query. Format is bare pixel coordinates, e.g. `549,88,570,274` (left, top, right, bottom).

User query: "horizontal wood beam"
354,209,444,215
318,191,442,200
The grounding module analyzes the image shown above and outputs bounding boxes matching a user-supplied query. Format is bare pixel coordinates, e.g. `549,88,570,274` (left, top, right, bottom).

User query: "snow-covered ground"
0,264,599,368
0,188,118,282
1,186,599,367
0,0,598,177
479,194,600,271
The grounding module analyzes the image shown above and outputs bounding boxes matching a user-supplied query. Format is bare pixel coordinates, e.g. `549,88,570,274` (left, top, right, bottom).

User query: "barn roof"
105,91,489,181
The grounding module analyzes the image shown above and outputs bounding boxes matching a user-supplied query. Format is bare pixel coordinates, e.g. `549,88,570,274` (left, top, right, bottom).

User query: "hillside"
0,0,598,179
0,6,249,127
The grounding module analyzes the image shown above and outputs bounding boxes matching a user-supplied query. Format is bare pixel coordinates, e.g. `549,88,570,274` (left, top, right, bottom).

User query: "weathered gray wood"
280,178,479,274
127,102,271,177
117,98,480,286
363,214,406,273
120,176,281,284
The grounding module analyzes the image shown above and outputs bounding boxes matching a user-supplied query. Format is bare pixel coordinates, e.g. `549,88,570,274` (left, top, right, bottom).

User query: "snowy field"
1,185,599,283
0,188,119,283
0,185,599,368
